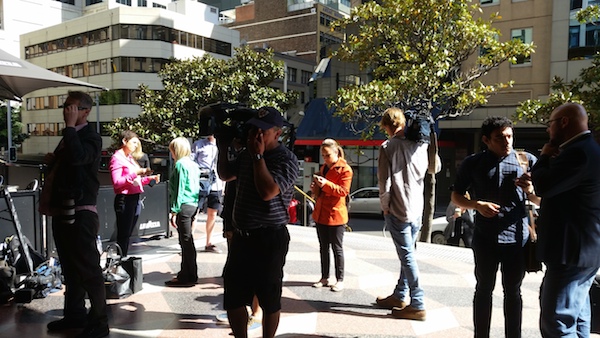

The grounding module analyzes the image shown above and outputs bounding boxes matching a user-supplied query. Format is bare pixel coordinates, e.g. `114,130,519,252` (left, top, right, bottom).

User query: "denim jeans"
472,235,525,338
385,214,425,310
540,263,598,338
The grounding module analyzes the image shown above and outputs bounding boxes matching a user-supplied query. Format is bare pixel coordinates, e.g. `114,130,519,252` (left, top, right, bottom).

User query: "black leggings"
114,193,140,256
315,223,345,281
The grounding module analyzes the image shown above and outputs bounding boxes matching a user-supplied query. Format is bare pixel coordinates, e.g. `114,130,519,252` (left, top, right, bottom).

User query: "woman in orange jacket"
310,138,353,292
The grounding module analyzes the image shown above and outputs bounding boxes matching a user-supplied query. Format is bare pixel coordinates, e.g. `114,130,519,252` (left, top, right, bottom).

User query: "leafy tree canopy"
516,5,600,129
330,0,534,133
107,47,297,151
0,103,28,148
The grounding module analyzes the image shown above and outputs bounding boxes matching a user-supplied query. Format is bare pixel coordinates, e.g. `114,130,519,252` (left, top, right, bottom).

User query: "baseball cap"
246,107,283,130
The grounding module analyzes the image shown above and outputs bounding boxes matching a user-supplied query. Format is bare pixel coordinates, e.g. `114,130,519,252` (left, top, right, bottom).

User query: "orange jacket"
312,158,353,226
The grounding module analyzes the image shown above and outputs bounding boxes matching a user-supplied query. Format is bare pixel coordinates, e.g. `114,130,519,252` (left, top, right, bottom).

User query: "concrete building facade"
16,0,239,155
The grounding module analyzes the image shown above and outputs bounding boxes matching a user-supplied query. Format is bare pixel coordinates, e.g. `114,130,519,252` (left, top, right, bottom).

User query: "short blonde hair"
321,138,344,159
169,137,191,161
380,107,406,130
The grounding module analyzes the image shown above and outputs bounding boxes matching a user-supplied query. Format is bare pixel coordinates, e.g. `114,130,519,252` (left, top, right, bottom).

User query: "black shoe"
164,278,195,287
47,317,87,331
75,324,109,338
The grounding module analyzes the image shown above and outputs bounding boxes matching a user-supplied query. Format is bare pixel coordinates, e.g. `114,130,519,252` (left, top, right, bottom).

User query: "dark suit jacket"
531,132,600,267
49,124,102,208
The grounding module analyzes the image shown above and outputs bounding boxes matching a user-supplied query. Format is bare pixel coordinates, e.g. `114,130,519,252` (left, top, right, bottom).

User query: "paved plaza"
0,213,591,338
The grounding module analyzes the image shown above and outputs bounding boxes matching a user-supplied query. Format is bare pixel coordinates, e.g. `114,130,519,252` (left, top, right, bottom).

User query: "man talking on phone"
217,107,299,338
531,103,600,337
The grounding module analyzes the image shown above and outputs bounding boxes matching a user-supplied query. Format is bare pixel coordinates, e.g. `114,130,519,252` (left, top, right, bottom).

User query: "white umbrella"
0,48,106,101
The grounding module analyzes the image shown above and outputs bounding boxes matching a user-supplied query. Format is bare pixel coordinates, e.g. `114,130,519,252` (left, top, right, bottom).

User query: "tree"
515,5,600,132
107,47,297,150
330,0,534,242
0,102,28,149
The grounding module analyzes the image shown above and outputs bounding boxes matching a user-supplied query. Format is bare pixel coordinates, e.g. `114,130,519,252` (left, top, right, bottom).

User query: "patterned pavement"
0,213,581,338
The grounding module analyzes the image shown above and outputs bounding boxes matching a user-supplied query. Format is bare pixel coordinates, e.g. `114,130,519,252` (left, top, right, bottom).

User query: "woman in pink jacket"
310,138,353,292
110,130,160,256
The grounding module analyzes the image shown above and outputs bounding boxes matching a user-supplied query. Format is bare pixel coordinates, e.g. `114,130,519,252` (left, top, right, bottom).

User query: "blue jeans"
472,235,525,338
385,214,425,310
540,263,598,338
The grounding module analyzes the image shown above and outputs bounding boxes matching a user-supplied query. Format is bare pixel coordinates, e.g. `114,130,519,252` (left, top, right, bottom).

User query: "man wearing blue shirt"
452,116,538,338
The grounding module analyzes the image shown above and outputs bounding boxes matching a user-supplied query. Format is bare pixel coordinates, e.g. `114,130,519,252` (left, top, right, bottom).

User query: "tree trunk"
419,172,436,242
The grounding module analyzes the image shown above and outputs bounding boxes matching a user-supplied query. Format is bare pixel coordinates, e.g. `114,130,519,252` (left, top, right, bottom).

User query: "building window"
56,0,76,4
571,0,583,9
570,26,581,48
481,0,499,5
152,2,166,9
138,0,147,6
511,28,532,64
116,0,132,5
585,23,600,47
288,67,297,83
301,70,311,84
86,0,103,5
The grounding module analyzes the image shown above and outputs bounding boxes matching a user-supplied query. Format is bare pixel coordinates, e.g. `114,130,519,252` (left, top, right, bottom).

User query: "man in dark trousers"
531,103,600,337
217,107,299,338
451,116,538,338
40,91,108,338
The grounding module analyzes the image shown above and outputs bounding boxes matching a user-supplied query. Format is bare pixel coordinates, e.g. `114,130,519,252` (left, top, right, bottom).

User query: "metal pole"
95,93,100,133
6,100,12,162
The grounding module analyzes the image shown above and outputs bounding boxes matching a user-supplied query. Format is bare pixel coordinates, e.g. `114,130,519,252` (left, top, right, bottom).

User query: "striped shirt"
233,144,299,229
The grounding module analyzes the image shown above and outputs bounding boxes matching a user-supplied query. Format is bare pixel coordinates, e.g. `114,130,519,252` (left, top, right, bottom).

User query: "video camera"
198,102,257,143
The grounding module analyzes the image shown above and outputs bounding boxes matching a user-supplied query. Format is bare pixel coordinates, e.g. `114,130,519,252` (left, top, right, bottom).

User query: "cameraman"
217,107,299,338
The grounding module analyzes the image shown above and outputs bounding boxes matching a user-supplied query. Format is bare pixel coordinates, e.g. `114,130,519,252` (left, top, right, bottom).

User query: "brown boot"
391,305,426,321
375,294,407,310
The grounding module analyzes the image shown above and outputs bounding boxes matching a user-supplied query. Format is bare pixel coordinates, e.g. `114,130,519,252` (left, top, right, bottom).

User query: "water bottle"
96,235,103,254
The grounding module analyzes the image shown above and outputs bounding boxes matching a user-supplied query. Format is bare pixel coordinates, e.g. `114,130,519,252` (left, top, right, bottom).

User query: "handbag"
103,243,132,299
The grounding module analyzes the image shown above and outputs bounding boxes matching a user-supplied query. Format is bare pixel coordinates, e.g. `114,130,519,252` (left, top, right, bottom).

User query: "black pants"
315,223,345,282
472,235,525,338
114,193,140,256
52,211,107,326
176,204,198,283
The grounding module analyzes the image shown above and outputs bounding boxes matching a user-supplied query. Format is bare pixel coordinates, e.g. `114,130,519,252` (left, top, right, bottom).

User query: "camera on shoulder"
198,102,256,143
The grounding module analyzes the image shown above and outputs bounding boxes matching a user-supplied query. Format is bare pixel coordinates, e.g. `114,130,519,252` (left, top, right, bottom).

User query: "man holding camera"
217,107,299,338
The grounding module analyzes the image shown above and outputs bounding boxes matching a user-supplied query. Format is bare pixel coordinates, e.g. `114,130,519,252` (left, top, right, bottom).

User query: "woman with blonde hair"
166,137,200,287
310,138,353,292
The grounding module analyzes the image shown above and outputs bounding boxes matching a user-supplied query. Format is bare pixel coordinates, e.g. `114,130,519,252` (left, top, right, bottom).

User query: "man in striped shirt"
217,107,299,338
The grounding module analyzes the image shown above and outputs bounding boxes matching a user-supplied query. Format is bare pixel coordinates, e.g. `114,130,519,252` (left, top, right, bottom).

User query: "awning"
295,98,386,146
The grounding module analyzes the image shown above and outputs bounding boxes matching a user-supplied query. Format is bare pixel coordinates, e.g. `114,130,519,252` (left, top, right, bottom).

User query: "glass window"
288,67,297,83
570,26,581,48
586,23,600,46
511,28,533,64
571,0,583,9
481,0,499,4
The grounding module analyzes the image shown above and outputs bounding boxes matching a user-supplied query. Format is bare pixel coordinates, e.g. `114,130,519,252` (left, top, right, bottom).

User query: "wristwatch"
254,153,264,161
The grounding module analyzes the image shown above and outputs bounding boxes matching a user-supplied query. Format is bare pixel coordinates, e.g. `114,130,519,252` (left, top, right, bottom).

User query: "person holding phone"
451,116,538,337
310,138,353,292
531,103,600,337
110,130,160,256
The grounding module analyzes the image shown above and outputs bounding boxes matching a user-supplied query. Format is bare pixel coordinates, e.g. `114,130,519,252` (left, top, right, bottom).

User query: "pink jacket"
110,149,152,194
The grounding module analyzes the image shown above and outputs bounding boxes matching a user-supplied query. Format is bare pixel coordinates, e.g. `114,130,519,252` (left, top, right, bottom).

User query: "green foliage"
330,0,534,134
107,47,297,150
516,5,600,129
0,103,28,148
